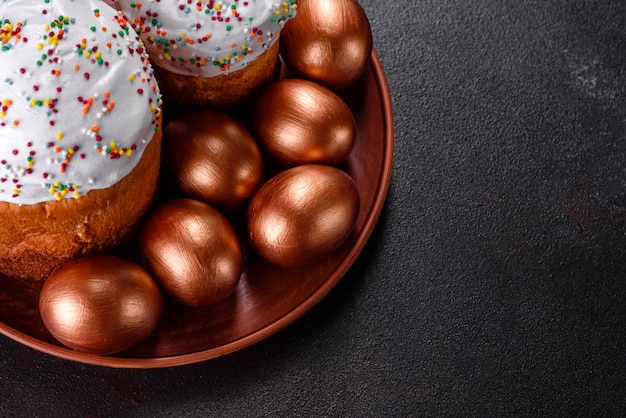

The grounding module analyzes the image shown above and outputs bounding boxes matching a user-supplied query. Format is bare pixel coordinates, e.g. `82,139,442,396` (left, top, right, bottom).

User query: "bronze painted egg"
251,79,356,167
280,0,373,90
248,164,360,268
139,199,243,308
163,109,264,212
39,255,163,355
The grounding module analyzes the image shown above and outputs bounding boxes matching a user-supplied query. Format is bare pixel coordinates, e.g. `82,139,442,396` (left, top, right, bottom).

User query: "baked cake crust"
0,130,161,281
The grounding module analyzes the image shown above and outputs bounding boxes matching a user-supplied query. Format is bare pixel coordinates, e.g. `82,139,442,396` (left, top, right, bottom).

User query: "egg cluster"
0,1,161,204
117,0,297,76
147,79,359,294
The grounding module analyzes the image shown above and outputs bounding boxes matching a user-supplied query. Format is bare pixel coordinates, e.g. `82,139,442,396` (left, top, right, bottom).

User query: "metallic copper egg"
39,255,163,355
251,79,356,167
280,0,373,90
248,164,360,268
163,109,264,211
139,199,243,307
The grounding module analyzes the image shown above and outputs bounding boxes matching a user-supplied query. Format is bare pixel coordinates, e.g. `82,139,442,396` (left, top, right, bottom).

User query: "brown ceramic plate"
0,50,394,368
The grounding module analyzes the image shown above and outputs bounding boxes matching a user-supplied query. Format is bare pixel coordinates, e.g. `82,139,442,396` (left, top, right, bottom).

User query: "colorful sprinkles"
119,0,297,75
0,1,162,204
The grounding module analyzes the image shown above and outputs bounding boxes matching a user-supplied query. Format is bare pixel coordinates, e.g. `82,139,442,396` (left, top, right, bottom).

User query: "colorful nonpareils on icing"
117,0,297,77
0,0,161,204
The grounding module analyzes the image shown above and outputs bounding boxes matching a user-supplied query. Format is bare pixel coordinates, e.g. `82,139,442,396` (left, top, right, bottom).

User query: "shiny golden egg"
280,0,373,90
248,164,360,268
39,255,163,355
139,199,243,307
163,109,264,212
251,79,356,167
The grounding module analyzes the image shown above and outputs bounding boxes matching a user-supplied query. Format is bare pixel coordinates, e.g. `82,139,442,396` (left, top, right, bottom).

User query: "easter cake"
115,0,297,109
0,0,162,280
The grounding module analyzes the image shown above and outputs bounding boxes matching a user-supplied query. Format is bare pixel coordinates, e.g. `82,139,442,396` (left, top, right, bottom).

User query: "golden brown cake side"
0,131,161,281
154,42,281,110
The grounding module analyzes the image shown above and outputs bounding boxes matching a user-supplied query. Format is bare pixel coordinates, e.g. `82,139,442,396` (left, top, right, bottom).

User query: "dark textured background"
2,1,626,416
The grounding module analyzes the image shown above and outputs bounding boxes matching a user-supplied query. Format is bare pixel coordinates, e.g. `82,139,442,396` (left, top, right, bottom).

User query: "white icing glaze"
0,0,161,205
115,0,297,77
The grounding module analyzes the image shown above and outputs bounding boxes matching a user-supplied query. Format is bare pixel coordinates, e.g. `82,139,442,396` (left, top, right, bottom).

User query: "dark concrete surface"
1,1,625,416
